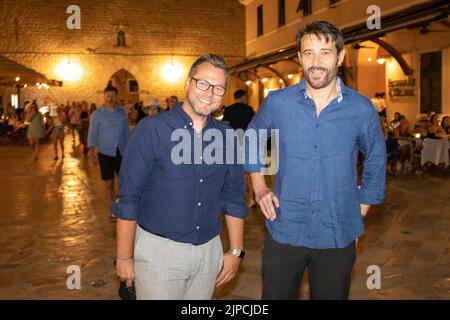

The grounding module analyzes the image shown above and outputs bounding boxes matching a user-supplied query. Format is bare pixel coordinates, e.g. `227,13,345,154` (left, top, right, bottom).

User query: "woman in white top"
47,106,67,160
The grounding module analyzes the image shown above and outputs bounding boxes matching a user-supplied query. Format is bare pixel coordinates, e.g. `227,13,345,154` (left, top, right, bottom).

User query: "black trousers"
98,148,122,180
261,233,356,300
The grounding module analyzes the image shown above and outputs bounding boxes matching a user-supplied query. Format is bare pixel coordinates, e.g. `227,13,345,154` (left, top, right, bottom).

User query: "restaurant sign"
388,79,415,97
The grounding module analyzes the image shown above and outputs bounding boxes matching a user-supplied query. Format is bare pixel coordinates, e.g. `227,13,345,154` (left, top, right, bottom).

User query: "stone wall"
0,0,245,107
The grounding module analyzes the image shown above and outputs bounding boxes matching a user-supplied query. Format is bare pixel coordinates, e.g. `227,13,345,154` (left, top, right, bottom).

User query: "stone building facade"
0,0,245,108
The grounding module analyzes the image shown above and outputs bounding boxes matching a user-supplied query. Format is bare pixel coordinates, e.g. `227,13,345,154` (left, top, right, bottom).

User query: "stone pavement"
0,138,449,300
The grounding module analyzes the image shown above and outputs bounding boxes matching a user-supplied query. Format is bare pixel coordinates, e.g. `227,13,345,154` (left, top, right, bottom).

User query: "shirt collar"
297,76,348,103
173,102,215,130
100,105,121,113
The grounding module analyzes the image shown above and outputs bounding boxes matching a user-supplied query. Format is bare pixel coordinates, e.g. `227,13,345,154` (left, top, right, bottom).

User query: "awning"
0,55,56,86
230,0,449,74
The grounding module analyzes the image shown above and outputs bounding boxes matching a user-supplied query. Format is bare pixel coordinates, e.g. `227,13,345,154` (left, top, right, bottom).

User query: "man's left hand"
360,204,370,217
215,253,241,287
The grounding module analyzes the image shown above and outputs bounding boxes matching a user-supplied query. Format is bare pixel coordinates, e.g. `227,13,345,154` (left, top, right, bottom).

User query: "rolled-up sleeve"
358,107,387,205
112,119,156,220
220,162,248,219
244,94,274,173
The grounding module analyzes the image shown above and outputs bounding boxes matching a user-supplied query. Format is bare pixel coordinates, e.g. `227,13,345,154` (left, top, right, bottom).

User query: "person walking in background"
47,106,67,160
26,102,45,161
79,101,90,156
68,102,81,144
87,86,129,214
222,89,255,131
222,89,256,208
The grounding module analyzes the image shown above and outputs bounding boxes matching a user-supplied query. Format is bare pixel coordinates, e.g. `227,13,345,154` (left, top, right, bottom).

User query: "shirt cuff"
112,199,138,220
221,200,248,219
243,163,263,174
358,187,384,205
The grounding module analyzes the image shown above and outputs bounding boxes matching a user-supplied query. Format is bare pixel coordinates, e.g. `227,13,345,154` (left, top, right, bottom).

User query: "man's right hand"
255,187,279,221
116,258,135,287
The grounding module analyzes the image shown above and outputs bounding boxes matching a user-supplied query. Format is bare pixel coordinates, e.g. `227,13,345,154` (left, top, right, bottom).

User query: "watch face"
230,248,245,259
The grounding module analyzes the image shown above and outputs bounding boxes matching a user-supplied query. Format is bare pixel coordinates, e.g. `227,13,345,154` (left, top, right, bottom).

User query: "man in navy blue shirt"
244,21,386,300
87,85,129,212
114,54,248,299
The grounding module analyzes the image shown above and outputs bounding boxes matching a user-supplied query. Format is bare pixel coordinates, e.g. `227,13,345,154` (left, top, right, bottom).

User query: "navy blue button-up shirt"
244,78,386,249
114,103,247,245
87,106,129,157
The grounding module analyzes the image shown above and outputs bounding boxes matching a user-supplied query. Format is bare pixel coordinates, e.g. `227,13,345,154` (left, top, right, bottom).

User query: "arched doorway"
108,69,139,110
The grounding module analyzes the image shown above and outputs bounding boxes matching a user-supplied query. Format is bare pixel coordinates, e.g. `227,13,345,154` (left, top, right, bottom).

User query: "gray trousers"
134,225,224,300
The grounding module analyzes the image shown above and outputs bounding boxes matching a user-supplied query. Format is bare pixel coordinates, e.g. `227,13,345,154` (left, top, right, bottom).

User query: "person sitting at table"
427,114,446,139
8,114,26,132
385,130,399,176
389,112,402,130
412,120,428,139
440,116,450,135
394,115,412,174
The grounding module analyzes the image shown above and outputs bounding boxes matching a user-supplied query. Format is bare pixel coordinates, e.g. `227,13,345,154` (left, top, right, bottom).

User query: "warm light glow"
376,58,386,64
162,62,183,82
11,94,19,108
24,84,28,88
262,78,268,83
279,79,283,84
15,76,20,82
245,80,252,86
56,60,83,81
368,57,372,62
287,74,294,79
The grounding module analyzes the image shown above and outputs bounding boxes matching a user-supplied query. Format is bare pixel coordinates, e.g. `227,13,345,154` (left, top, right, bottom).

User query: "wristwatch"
229,248,245,260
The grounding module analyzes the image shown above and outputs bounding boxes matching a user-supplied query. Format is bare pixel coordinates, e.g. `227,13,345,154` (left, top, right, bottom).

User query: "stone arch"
108,68,140,108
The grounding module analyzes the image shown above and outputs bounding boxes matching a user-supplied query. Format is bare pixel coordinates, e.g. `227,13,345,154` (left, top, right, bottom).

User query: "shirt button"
199,179,203,183
189,122,193,126
183,125,187,129
314,145,318,149
197,202,202,206
316,124,319,128
200,156,203,160
196,226,200,230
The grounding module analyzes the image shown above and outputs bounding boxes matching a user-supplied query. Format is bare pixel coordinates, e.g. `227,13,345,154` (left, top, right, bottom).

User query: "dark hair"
104,85,118,94
234,89,246,100
188,53,230,84
430,114,439,125
296,20,344,54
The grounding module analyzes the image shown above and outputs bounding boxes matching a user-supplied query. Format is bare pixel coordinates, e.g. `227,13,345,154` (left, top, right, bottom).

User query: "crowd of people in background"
2,87,449,180
378,107,450,176
0,94,180,161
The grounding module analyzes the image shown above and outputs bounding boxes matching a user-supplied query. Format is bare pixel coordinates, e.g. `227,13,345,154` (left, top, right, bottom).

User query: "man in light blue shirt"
244,21,386,300
87,85,129,211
